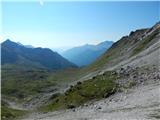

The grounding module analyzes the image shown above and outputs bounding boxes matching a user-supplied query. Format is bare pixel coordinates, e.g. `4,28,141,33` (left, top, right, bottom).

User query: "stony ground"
21,79,160,120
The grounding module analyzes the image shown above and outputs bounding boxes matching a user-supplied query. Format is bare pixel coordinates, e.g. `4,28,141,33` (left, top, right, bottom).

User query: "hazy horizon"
2,39,114,53
1,1,159,49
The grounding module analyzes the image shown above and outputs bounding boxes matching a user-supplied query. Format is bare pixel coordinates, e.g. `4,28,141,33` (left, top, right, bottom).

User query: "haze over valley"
1,1,160,120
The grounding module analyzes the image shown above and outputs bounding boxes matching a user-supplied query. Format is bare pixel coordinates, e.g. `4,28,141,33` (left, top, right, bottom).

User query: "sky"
0,0,159,49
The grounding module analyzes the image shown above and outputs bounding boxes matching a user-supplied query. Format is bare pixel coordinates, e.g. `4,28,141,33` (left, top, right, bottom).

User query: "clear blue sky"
1,1,159,49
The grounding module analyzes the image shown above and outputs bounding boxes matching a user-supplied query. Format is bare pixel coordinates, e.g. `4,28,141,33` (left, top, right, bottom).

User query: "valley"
61,41,114,66
1,22,160,120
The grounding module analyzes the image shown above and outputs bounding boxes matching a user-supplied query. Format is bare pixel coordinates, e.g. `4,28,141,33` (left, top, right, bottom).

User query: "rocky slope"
78,22,160,81
21,65,160,120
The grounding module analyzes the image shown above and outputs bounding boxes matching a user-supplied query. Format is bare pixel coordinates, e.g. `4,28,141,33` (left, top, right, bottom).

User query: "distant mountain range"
1,39,77,70
61,41,114,66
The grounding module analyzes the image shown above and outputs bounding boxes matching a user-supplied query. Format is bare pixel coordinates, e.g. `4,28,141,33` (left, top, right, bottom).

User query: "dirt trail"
21,81,160,120
3,98,28,111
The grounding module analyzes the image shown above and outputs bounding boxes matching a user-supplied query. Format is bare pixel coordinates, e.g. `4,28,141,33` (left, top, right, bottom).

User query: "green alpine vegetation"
40,71,118,112
1,101,28,120
2,65,51,99
1,65,86,101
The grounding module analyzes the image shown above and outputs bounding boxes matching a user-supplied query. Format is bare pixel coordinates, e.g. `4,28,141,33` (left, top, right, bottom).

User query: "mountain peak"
2,39,22,48
3,39,12,44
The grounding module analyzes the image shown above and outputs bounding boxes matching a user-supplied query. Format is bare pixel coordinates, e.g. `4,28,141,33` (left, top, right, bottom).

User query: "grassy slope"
1,106,27,120
1,101,28,120
2,63,96,101
40,71,118,112
2,64,52,99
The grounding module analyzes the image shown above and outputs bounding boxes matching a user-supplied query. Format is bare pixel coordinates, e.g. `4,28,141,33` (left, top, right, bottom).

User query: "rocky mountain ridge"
1,39,77,70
